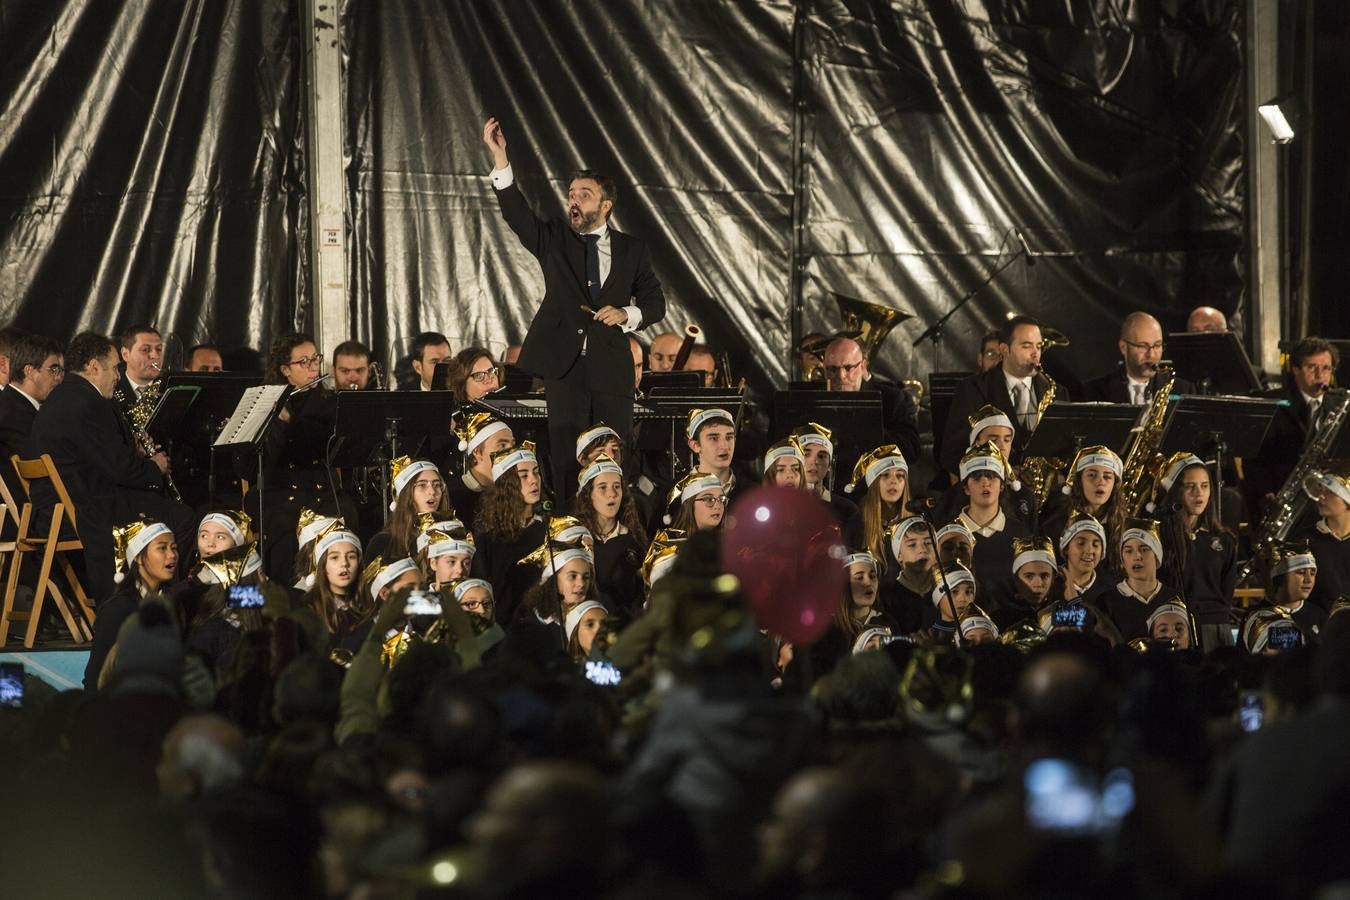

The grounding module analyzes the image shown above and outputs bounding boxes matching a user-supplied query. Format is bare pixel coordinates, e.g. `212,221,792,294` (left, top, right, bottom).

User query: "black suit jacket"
1082,366,1195,404
940,366,1052,476
27,376,163,531
495,180,665,393
0,385,38,504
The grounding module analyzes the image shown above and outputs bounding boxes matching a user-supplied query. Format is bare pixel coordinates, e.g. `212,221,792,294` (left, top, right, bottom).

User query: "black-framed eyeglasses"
287,354,322,368
694,494,727,508
1122,339,1164,353
468,368,499,383
824,361,863,376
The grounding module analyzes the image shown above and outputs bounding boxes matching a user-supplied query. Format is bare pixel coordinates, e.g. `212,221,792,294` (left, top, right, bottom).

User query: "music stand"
639,387,746,480
1162,395,1281,523
639,370,703,393
215,385,292,559
330,391,460,519
928,371,973,472
151,372,263,505
1166,332,1264,395
1023,403,1142,460
770,390,884,488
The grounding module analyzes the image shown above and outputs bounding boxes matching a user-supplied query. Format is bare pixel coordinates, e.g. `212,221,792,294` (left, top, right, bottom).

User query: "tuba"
798,293,912,382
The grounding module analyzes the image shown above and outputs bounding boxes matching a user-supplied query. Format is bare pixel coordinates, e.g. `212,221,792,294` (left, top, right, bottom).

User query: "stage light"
1258,100,1295,144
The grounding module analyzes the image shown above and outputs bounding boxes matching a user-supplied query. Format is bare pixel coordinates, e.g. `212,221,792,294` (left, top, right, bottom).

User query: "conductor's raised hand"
482,117,508,168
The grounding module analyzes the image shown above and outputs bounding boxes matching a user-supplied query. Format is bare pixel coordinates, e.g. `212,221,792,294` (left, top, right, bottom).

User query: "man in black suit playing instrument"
1083,311,1193,404
27,332,191,601
940,315,1053,479
482,117,666,495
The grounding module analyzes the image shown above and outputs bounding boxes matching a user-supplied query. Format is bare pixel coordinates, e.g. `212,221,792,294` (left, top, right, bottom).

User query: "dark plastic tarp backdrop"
2,0,1245,395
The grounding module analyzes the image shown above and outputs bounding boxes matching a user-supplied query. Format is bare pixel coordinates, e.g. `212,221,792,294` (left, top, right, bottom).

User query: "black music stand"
639,370,703,393
1023,403,1142,460
639,387,746,480
151,372,263,505
215,385,292,560
1166,332,1264,396
770,390,884,488
928,371,973,473
330,391,460,520
1162,396,1281,523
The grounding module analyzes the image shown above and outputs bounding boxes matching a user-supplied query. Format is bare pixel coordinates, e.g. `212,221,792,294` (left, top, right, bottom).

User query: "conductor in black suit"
1082,312,1193,404
940,315,1053,479
27,332,191,601
483,117,666,495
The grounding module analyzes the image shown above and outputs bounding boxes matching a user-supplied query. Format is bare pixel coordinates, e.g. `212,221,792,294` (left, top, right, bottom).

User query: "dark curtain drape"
343,0,1246,394
0,0,306,359
1,0,1246,395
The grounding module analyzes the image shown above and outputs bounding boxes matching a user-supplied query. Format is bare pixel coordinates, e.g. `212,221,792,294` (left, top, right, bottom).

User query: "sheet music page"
214,385,288,447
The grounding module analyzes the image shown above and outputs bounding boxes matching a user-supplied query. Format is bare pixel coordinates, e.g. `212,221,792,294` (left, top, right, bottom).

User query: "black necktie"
583,234,601,303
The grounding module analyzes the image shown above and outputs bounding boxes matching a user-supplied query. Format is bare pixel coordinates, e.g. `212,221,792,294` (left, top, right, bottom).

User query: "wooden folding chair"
0,454,95,647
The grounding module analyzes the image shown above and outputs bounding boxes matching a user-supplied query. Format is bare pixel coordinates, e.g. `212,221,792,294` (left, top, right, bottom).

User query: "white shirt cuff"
490,164,514,190
620,305,642,333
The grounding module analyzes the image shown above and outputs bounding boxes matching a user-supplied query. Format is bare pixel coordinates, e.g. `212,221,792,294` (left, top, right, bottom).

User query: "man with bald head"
1084,311,1192,404
1186,306,1228,334
822,336,920,466
647,331,683,373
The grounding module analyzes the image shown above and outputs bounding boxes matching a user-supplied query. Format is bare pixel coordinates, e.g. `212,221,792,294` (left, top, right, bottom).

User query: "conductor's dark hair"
1290,336,1340,371
68,332,116,371
1000,315,1041,345
569,169,617,206
118,322,161,350
409,332,449,363
0,326,28,361
9,333,64,384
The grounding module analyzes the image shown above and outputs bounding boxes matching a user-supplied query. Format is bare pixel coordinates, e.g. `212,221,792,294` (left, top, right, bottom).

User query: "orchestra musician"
940,315,1052,478
1246,336,1341,514
1082,312,1194,404
28,332,191,601
114,323,164,418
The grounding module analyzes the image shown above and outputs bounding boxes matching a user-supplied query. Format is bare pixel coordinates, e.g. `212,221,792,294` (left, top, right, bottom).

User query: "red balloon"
720,485,845,646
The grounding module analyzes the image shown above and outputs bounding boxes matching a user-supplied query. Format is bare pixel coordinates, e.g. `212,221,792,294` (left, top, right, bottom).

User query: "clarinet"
115,369,184,503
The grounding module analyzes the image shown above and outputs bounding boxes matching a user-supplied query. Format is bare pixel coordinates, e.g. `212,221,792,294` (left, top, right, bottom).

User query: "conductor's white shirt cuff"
620,305,642,333
490,164,514,190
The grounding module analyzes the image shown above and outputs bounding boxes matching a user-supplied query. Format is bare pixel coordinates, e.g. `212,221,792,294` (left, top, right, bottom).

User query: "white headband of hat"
540,547,593,583
200,513,246,547
491,446,536,482
371,557,418,597
564,599,607,640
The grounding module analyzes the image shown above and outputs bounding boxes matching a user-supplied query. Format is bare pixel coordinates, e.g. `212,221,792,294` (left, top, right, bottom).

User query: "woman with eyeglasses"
448,346,502,405
253,333,355,587
663,471,727,532
366,456,454,563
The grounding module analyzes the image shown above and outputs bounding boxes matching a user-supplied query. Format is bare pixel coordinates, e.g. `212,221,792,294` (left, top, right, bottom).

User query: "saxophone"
1106,366,1175,562
115,377,184,502
1236,389,1350,585
1017,366,1062,507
